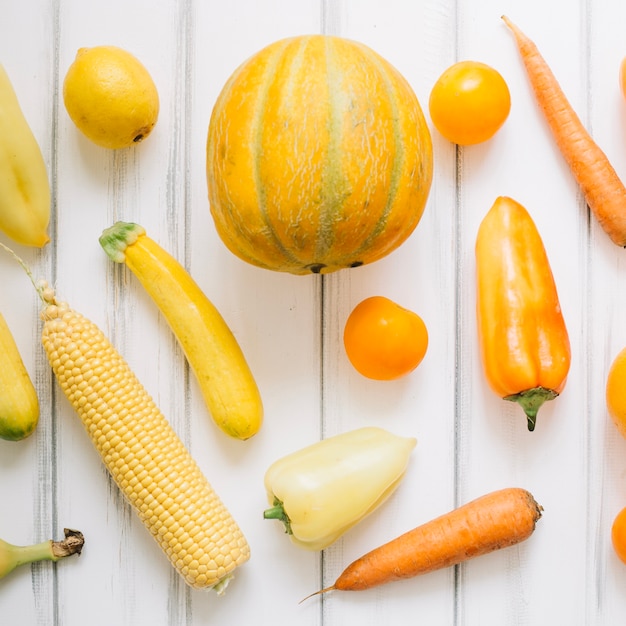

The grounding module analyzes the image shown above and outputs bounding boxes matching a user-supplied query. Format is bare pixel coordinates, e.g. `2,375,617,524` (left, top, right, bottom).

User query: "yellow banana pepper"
263,427,416,551
475,196,571,431
0,65,50,247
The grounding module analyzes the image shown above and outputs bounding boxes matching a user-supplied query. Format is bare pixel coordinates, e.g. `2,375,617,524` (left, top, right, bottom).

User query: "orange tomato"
606,346,626,439
620,57,626,100
428,60,511,145
612,506,626,564
343,296,428,381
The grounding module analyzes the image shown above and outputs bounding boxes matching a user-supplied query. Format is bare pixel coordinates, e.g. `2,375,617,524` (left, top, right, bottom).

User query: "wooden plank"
454,3,588,624
0,1,58,624
318,1,458,625
587,1,626,624
190,3,323,623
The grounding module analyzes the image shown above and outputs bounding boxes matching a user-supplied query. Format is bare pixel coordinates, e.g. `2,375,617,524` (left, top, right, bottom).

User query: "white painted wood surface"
2,0,626,624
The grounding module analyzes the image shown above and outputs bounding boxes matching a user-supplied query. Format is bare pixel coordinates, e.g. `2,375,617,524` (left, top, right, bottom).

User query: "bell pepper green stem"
0,528,84,579
263,498,293,535
504,386,558,432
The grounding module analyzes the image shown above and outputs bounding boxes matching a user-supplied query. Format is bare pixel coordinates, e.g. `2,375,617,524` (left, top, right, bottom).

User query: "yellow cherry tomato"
612,506,626,564
429,60,511,145
343,296,428,381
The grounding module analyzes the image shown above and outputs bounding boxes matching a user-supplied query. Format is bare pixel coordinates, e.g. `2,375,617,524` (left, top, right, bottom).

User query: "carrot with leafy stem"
302,487,542,598
502,15,626,247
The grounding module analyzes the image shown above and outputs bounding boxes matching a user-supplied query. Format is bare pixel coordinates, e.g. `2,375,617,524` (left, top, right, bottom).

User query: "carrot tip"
299,586,335,604
501,15,518,35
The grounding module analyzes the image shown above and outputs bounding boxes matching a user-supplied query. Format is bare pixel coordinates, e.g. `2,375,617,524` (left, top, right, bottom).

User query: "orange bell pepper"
475,196,571,431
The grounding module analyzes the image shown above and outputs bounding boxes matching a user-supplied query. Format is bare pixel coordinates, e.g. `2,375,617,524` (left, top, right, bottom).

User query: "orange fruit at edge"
612,506,626,565
606,346,626,439
343,296,428,381
620,57,626,101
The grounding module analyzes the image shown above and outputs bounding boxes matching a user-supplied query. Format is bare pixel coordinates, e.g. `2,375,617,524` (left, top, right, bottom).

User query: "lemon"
63,46,159,149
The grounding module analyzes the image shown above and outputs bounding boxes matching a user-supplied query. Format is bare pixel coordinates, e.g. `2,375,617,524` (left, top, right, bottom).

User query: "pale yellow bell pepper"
263,427,416,551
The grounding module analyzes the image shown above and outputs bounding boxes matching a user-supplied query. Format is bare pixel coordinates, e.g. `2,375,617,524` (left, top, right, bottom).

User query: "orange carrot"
304,487,542,597
502,15,626,247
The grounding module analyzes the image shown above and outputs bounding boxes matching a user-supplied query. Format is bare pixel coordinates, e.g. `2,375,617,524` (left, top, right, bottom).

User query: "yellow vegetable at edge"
0,311,39,441
99,222,263,440
0,65,50,247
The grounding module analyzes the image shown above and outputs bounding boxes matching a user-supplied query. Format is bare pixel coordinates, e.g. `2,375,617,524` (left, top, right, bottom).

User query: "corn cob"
38,282,250,592
99,222,263,440
0,310,39,440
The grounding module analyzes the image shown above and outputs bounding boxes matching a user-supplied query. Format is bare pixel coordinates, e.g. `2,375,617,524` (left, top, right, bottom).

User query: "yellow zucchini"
0,311,39,440
99,222,263,440
0,65,50,247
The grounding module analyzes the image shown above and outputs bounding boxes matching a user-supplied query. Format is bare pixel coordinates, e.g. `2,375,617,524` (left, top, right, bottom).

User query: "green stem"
0,529,84,579
98,221,146,263
263,498,293,535
504,386,558,432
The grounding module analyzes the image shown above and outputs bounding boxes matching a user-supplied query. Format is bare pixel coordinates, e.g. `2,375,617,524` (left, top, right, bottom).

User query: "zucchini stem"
0,528,84,579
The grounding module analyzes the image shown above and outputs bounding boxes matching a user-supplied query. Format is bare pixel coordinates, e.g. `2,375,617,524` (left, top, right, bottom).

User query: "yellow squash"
0,65,50,247
99,222,263,440
206,35,433,275
0,311,39,441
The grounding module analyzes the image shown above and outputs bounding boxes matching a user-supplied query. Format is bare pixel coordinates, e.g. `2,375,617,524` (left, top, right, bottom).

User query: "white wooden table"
2,1,626,624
